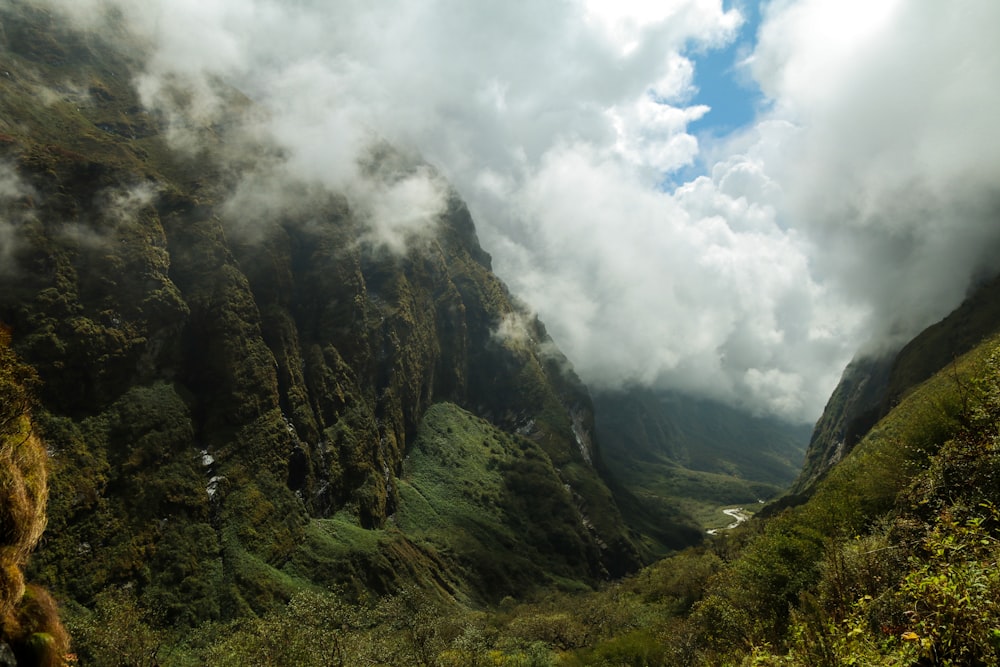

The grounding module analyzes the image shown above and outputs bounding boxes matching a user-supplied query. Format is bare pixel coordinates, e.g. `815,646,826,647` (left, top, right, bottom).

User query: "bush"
63,587,163,667
568,630,669,667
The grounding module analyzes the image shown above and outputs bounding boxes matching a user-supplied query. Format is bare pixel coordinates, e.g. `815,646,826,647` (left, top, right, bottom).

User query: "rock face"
794,272,1000,496
790,353,895,495
0,3,644,623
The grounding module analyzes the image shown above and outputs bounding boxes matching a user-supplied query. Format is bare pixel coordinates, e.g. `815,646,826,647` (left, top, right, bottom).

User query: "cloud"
360,168,448,254
490,141,857,418
59,182,160,248
28,0,1000,422
101,182,159,227
79,0,454,253
749,0,1000,348
492,311,536,349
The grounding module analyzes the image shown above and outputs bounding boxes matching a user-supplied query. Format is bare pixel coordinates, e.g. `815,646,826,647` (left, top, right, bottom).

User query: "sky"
31,0,1000,423
688,1,763,136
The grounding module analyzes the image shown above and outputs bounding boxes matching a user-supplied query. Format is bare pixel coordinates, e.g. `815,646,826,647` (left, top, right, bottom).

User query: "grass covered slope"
397,403,607,598
795,274,1000,495
680,331,1000,664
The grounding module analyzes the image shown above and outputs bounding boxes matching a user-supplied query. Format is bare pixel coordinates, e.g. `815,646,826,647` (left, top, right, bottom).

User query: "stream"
706,507,751,535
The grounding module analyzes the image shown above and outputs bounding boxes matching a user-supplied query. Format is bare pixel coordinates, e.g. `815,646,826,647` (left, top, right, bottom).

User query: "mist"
28,0,1000,422
0,162,33,275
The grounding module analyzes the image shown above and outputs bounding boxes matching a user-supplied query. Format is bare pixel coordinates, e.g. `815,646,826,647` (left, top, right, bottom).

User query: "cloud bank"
31,0,1000,422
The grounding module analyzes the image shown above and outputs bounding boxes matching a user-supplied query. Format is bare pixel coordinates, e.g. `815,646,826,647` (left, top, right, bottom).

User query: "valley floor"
705,506,753,535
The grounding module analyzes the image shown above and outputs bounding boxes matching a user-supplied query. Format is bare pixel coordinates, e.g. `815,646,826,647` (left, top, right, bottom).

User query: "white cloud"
361,168,449,254
751,0,1000,347
59,183,161,249
492,311,536,349
583,0,741,55
30,0,1000,422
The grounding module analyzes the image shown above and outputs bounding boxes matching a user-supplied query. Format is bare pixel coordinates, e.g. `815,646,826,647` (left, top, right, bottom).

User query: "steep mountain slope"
126,295,1000,665
674,315,1000,664
594,388,810,535
419,280,1000,666
794,273,1000,495
0,2,655,628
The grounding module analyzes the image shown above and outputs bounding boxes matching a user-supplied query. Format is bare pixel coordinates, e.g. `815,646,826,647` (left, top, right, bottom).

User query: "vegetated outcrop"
0,329,69,666
792,271,1000,496
0,1,650,629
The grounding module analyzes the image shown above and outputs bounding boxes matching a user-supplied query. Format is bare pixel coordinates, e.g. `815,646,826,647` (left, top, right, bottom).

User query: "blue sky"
663,1,765,188
688,0,764,137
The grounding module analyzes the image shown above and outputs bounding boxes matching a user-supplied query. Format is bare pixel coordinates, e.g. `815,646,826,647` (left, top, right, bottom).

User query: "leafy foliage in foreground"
715,336,1000,665
0,329,69,665
64,551,724,666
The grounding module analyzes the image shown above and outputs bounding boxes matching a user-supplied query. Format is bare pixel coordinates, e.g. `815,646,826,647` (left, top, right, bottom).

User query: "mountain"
667,271,1000,664
0,1,674,639
792,272,1000,496
177,272,1000,666
593,388,809,539
391,262,1000,667
9,4,1000,666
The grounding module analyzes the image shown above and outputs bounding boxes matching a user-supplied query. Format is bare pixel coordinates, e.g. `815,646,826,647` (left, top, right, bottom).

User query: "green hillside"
167,312,1000,666
796,273,1000,495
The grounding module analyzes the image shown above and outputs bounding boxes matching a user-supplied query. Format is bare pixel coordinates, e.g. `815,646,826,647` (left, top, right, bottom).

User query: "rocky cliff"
0,2,647,625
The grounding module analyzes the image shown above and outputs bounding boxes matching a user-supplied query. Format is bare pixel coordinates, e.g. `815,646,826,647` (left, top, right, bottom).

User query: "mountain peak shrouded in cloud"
31,0,1000,422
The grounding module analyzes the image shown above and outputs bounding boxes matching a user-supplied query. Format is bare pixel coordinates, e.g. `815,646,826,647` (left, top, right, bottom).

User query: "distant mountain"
593,388,810,544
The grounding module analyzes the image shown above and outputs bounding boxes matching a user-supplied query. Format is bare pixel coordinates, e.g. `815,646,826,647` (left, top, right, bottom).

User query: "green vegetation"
396,403,603,599
0,328,69,665
6,5,1000,666
796,273,1000,495
53,330,1000,666
0,0,650,635
595,388,809,538
745,339,1000,665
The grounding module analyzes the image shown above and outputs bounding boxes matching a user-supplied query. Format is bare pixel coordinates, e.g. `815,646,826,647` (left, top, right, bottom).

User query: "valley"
0,2,998,666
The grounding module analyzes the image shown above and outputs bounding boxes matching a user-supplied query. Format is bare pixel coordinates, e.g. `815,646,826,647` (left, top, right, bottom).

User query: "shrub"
63,587,163,667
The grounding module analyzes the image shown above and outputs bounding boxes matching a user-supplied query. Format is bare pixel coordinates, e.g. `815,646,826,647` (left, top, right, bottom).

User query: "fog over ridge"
26,0,1000,422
